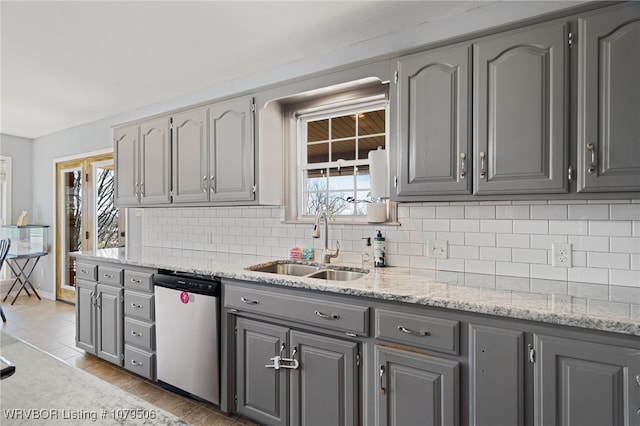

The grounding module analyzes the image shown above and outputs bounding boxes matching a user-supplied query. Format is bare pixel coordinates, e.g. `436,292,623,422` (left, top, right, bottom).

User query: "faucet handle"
332,241,340,258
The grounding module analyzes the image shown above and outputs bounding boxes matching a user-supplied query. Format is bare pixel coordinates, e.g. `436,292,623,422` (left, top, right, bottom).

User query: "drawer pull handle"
479,151,486,179
636,375,640,387
131,359,143,366
240,297,259,305
130,278,143,284
103,273,114,279
587,143,597,173
80,269,88,274
315,310,339,320
130,303,143,309
131,330,143,337
459,152,466,179
379,365,386,395
398,325,430,336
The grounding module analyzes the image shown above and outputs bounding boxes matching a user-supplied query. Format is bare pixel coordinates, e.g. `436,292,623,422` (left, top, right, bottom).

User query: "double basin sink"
246,260,368,282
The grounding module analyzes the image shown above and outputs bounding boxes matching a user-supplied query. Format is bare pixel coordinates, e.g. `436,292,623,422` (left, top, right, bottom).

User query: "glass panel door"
56,153,120,303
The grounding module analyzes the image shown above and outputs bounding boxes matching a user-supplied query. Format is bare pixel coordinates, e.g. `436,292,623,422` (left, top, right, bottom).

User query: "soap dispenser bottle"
361,237,373,269
373,230,386,267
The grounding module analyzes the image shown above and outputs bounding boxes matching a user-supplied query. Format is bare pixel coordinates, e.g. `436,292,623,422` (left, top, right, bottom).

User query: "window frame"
297,98,388,220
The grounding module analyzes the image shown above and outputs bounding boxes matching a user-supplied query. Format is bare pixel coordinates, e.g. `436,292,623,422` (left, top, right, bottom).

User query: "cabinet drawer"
124,317,155,351
376,309,459,354
75,263,97,282
124,345,155,380
124,270,154,292
98,266,123,286
225,285,369,336
124,290,154,321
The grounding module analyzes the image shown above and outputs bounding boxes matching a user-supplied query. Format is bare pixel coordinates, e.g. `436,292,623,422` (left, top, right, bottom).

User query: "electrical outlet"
428,240,448,259
552,243,572,268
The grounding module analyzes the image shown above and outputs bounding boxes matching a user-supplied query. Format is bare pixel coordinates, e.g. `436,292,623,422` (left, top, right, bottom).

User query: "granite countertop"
72,246,640,336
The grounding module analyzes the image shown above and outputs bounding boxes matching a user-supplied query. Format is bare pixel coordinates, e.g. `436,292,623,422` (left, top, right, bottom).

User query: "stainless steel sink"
246,261,367,281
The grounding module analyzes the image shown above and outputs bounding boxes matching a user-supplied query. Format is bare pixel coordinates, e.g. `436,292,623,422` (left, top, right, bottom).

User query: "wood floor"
0,295,255,426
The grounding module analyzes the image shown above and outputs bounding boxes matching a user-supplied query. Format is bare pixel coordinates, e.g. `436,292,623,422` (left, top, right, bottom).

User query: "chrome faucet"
312,210,340,263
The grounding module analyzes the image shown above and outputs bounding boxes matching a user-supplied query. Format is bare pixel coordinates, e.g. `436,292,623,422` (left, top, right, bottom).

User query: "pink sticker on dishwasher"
180,291,190,304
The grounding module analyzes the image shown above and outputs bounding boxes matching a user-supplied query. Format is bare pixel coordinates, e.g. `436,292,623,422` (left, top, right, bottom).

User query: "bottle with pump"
373,230,386,267
361,237,373,269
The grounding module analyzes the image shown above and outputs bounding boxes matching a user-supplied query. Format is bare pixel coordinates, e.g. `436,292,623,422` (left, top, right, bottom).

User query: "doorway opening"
55,153,124,303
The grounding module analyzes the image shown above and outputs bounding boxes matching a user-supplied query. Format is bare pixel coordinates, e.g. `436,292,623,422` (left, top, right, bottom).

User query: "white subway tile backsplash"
145,202,639,297
609,270,640,287
610,237,640,254
587,300,630,318
530,204,567,219
568,204,609,220
610,204,640,220
514,220,548,234
549,220,588,235
609,286,640,304
589,221,632,237
587,253,630,270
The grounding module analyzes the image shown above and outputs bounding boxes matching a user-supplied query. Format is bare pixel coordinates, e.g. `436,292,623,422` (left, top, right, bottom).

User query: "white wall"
0,134,33,221
27,0,591,297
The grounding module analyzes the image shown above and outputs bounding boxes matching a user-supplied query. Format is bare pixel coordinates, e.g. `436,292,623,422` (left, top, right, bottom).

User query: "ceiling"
0,1,499,139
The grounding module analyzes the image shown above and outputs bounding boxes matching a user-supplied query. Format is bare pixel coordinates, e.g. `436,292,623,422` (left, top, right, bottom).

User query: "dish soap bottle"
373,230,386,267
361,237,373,269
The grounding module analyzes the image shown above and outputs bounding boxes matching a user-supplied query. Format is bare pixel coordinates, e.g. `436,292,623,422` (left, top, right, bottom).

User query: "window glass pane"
303,192,326,216
358,109,385,135
307,142,329,164
331,115,356,139
307,119,328,142
95,166,119,249
328,166,355,190
305,168,327,192
358,136,385,160
331,139,356,161
328,192,354,216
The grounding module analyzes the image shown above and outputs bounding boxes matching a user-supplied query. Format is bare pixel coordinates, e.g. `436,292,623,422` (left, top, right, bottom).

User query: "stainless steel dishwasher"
153,271,220,405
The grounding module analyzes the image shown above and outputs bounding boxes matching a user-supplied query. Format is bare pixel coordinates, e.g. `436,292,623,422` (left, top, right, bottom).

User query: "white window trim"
0,156,12,282
288,95,388,223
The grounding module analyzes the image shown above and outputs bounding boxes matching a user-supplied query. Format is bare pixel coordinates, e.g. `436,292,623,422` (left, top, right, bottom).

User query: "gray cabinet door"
96,284,123,366
235,318,287,426
394,44,471,197
139,116,171,205
289,330,359,426
114,124,139,206
473,21,568,194
75,279,96,354
172,106,210,203
375,345,459,426
534,334,640,426
576,4,640,192
469,324,524,426
209,96,255,203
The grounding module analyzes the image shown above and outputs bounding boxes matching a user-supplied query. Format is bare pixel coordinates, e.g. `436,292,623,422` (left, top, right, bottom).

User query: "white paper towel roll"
368,148,388,199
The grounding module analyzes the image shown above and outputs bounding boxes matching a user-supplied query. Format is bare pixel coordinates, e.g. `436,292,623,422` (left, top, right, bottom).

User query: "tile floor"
0,295,255,426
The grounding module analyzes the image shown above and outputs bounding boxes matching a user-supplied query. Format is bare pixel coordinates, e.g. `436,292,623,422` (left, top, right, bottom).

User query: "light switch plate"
428,240,448,259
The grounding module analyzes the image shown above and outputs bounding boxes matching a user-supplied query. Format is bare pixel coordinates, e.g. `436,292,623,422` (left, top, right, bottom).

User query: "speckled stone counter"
72,247,640,336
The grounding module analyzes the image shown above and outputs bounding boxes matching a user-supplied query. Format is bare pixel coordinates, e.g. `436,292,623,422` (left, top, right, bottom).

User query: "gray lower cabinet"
473,20,568,195
393,43,472,197
375,345,459,426
534,334,640,426
75,274,123,366
576,3,640,192
469,324,524,426
123,269,156,380
233,317,359,426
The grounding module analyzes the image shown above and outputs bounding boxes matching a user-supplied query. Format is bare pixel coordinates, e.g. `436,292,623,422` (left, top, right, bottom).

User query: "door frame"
52,148,118,302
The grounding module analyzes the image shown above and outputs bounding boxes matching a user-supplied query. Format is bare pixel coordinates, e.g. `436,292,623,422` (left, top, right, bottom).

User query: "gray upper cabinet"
534,334,640,426
209,96,255,203
114,124,139,206
172,106,209,204
375,345,459,426
139,116,172,205
473,21,568,195
394,43,472,197
576,4,640,192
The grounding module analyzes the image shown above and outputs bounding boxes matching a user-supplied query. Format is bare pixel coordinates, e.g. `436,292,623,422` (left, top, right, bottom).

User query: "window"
297,99,387,219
